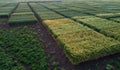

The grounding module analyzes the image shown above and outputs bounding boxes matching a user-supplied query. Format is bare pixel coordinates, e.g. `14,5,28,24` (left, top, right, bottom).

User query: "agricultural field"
0,0,120,70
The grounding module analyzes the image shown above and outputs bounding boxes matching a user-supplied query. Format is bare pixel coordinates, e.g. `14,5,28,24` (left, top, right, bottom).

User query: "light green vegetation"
43,18,120,64
96,13,120,18
73,16,120,41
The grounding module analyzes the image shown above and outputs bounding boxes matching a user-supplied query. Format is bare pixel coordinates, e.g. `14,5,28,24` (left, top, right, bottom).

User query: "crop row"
30,3,64,20
8,3,37,26
0,3,8,7
73,16,120,41
42,3,88,17
0,3,17,18
0,26,48,70
31,3,120,64
96,13,120,18
51,2,120,19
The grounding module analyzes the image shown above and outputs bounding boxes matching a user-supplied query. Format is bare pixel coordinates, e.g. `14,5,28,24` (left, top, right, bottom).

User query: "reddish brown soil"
30,21,72,70
0,22,10,29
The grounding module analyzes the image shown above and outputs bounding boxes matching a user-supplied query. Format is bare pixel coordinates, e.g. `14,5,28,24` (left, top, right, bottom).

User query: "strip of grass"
73,16,120,41
0,26,48,70
96,13,120,18
43,18,120,64
9,14,37,26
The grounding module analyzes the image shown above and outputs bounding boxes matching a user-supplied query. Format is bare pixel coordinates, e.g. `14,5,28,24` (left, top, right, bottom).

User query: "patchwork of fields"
0,1,120,70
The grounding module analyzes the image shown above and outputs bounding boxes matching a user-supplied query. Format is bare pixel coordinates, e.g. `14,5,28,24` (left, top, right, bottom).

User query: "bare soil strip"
0,22,9,29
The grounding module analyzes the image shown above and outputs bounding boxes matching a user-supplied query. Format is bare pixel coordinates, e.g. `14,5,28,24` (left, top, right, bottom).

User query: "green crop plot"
8,3,37,26
73,16,120,41
30,3,64,20
0,26,48,70
0,3,17,18
0,49,25,70
43,18,120,64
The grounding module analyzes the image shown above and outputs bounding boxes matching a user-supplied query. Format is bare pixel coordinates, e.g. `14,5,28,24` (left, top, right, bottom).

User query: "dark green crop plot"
0,26,48,70
9,14,37,26
30,3,64,20
8,3,37,26
0,3,17,18
15,3,32,13
0,49,25,70
60,10,87,17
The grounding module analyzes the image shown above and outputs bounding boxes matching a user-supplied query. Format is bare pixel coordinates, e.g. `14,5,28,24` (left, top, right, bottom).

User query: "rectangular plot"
43,18,120,64
9,15,37,26
0,26,48,70
30,3,64,20
38,12,64,20
60,10,87,17
15,3,31,13
8,3,37,26
73,16,120,40
0,3,17,18
96,13,120,18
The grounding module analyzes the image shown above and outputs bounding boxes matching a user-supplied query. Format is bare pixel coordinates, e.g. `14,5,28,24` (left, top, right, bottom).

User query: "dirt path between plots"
0,22,9,29
30,21,73,70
